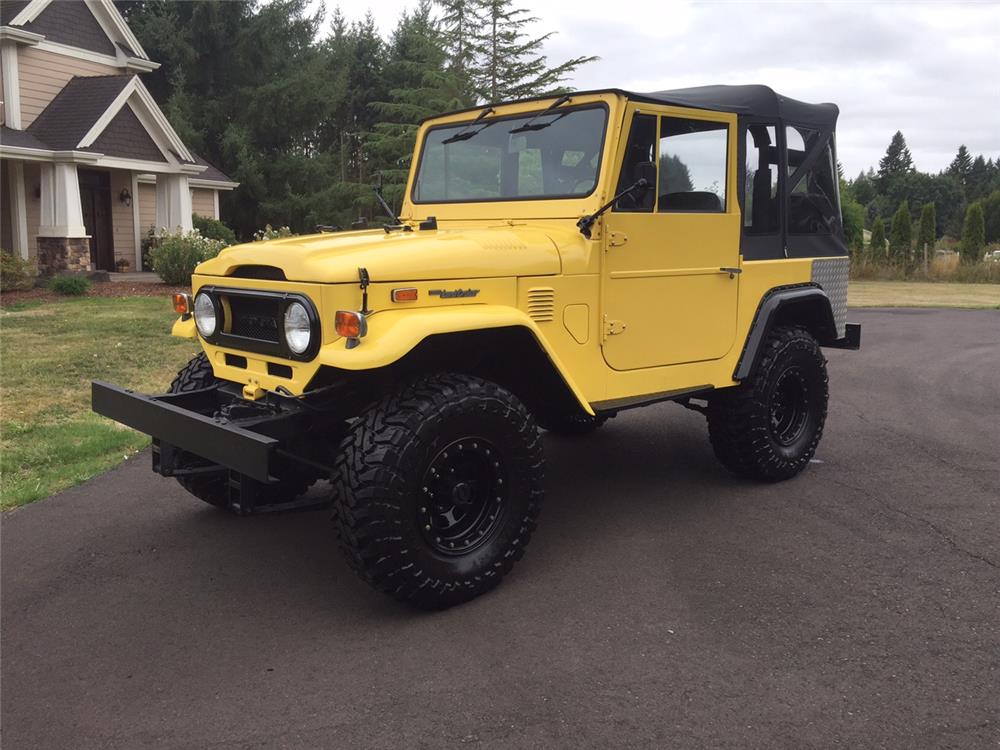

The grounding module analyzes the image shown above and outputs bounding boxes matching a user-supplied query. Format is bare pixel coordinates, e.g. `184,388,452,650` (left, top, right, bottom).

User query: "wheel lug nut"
420,507,427,513
424,525,431,531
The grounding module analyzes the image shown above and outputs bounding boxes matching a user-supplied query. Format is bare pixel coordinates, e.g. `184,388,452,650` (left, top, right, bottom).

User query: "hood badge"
429,288,480,299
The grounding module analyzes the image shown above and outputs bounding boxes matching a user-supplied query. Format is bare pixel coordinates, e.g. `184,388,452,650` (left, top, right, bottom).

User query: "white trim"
86,0,149,61
32,38,157,71
126,100,179,163
9,0,49,25
8,160,29,259
131,79,192,161
131,171,141,270
0,27,44,45
213,189,220,219
93,156,190,173
189,178,239,191
1,40,22,128
0,145,102,163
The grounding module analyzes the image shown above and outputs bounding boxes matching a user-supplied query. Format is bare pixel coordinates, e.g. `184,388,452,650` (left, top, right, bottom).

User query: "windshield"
412,105,608,203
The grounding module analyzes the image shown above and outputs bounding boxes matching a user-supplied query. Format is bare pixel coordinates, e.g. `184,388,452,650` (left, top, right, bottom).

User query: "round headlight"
284,301,311,354
193,292,216,337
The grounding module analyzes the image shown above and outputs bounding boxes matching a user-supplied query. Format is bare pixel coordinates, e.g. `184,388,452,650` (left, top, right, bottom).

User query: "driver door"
601,104,741,371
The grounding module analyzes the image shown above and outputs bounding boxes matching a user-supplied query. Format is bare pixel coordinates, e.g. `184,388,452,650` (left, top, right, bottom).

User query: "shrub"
888,200,912,267
48,275,91,296
147,229,228,285
253,224,295,242
869,217,887,263
192,214,237,246
915,203,936,269
959,202,985,264
1,251,38,292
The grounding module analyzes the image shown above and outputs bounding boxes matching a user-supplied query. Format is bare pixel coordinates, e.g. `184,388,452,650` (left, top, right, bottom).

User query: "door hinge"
604,316,627,336
608,232,628,248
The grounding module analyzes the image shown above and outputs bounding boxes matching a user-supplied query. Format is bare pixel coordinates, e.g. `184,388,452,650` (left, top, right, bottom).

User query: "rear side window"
786,126,840,234
744,124,779,233
658,117,728,213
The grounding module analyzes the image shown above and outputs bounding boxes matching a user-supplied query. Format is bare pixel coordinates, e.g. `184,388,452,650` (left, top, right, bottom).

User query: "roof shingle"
27,75,133,151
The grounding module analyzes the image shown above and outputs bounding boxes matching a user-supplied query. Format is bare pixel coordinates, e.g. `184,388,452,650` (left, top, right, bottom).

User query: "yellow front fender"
318,305,595,415
171,317,196,338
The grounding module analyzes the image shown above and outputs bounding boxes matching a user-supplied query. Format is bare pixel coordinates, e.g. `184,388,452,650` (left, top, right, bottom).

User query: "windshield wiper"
441,106,495,145
509,95,572,134
373,182,413,233
576,177,651,239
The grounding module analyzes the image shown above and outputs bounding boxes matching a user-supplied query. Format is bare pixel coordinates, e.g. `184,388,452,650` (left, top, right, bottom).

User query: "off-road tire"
168,353,315,508
707,326,828,482
537,411,609,436
331,373,545,609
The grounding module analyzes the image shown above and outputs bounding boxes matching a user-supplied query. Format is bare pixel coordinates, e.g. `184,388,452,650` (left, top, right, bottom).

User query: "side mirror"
633,162,656,189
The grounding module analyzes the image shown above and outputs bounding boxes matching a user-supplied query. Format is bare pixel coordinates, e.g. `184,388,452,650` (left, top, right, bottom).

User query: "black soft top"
628,85,839,129
423,85,838,129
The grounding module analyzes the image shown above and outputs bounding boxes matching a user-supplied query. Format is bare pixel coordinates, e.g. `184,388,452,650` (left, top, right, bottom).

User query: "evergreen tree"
877,131,914,193
959,202,985,264
947,144,973,180
888,201,913,267
916,202,936,270
981,190,1000,244
852,169,876,205
471,0,597,102
967,154,990,202
436,0,480,103
869,217,887,263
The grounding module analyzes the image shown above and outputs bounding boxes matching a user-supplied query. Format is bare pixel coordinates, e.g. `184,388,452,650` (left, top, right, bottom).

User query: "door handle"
719,267,742,279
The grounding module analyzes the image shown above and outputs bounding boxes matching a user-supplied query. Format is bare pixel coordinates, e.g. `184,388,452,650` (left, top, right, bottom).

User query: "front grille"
226,295,282,343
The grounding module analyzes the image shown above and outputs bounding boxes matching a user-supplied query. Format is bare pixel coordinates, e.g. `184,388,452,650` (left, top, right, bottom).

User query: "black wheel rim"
769,367,810,446
418,438,507,556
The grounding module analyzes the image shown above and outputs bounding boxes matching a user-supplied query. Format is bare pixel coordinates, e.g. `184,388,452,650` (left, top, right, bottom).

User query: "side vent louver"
527,287,556,323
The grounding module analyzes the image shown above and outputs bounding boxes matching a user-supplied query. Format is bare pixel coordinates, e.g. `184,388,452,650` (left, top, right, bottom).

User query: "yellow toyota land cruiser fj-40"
94,85,860,608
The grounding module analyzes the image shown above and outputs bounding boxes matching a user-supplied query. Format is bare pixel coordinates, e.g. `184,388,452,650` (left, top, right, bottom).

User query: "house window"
658,117,728,213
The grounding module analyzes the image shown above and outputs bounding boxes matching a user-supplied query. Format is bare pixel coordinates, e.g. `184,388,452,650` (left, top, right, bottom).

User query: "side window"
658,117,728,213
744,124,779,233
786,126,839,234
614,114,656,212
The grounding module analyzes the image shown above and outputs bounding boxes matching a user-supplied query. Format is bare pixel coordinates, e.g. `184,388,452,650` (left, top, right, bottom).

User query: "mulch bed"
1,281,188,308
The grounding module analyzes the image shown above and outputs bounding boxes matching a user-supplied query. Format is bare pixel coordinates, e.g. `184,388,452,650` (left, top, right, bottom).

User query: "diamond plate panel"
811,257,849,338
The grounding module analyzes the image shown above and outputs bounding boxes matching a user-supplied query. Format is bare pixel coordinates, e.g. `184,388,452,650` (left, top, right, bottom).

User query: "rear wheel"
707,326,828,481
168,353,316,508
331,373,544,609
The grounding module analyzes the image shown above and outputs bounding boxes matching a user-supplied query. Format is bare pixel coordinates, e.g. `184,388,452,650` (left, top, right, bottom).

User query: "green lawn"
849,281,1000,309
1,297,197,509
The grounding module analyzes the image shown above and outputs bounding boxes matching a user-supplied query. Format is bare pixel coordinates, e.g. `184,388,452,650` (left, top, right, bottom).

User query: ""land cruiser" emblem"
428,288,479,298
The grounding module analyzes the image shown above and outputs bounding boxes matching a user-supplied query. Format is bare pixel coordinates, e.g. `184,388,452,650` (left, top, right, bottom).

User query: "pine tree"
877,131,914,193
436,0,480,103
916,202,936,271
869,217,887,264
471,0,597,102
889,201,913,267
959,202,985,264
948,145,973,180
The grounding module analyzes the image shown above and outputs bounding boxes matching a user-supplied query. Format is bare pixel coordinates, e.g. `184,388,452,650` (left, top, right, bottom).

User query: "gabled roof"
0,125,49,150
190,153,237,185
26,75,133,150
3,0,150,61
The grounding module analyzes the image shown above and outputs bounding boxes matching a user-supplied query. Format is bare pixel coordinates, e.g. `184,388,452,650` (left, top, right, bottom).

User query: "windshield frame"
410,102,610,205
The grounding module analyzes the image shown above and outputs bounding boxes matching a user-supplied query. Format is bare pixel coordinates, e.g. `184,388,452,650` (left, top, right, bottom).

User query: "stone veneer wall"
36,237,92,274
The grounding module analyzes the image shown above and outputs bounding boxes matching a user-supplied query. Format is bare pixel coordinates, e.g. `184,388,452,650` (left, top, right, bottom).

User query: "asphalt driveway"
2,308,998,749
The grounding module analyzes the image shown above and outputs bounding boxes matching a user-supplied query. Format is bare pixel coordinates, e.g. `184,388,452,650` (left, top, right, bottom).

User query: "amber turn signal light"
172,293,192,315
391,287,418,303
335,310,368,340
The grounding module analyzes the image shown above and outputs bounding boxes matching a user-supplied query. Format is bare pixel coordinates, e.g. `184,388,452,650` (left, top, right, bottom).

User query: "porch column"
155,174,193,233
8,161,29,260
37,163,91,274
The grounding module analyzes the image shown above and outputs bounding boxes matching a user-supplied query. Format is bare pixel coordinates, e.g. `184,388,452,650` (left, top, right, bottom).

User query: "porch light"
119,188,132,207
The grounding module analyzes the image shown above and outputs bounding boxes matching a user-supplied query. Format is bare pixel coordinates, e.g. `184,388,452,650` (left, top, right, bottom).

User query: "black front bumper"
92,381,283,483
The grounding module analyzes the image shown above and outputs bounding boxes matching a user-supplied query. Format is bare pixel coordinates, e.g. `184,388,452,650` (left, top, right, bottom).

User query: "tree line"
840,132,1000,268
114,0,596,239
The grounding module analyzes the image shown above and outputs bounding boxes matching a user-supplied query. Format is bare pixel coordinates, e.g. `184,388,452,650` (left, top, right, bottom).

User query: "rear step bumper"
91,381,282,483
825,322,862,350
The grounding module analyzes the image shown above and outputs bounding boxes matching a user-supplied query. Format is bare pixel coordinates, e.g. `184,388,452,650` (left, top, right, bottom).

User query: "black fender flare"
733,285,837,381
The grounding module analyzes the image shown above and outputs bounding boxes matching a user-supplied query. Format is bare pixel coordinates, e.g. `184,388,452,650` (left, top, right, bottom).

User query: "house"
0,0,237,274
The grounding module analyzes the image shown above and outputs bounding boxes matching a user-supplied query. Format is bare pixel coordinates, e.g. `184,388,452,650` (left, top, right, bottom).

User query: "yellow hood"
195,226,562,283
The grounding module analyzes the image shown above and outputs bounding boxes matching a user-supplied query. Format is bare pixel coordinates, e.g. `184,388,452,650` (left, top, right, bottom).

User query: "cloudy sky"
325,0,999,177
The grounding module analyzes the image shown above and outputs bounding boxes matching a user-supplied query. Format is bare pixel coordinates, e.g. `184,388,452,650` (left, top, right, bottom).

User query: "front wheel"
707,326,828,481
331,373,545,609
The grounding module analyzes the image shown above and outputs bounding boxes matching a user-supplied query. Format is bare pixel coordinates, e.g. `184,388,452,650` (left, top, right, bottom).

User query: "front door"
79,169,114,271
601,105,741,371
